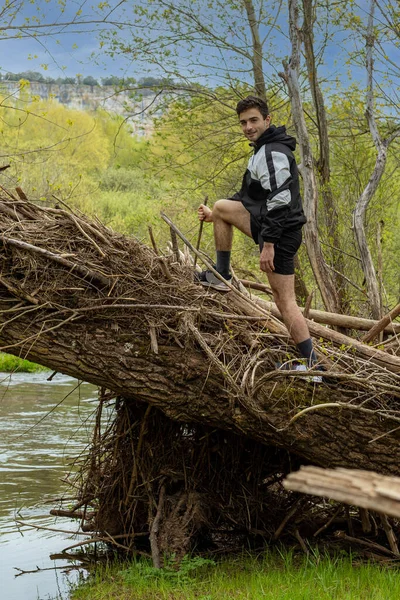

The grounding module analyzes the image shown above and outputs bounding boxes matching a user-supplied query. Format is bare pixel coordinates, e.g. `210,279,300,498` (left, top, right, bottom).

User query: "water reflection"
0,371,101,600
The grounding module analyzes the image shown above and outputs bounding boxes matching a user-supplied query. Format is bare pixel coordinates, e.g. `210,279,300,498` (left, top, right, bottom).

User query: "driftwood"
284,466,400,520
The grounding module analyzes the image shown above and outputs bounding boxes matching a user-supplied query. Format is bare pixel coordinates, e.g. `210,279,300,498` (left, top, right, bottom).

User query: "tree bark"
284,466,400,520
302,0,348,315
281,0,341,314
352,0,399,320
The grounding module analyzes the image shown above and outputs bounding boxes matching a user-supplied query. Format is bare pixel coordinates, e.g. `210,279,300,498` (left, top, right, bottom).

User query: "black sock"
216,251,231,279
296,338,317,367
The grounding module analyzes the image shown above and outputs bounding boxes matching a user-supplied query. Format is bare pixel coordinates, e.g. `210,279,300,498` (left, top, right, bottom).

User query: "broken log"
284,466,400,520
2,191,400,557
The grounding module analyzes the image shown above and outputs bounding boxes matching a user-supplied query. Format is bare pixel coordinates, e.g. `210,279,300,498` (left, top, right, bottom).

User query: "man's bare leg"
267,272,309,343
267,271,319,368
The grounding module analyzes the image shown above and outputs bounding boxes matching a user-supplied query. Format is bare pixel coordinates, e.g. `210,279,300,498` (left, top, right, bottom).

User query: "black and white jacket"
231,125,306,243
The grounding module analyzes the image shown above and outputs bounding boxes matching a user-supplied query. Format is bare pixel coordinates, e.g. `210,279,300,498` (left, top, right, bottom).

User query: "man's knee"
213,199,232,218
271,287,296,314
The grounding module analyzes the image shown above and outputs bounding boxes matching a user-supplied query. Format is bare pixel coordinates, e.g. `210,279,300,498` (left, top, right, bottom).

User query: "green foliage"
0,353,48,373
82,76,99,87
120,555,216,585
0,82,398,314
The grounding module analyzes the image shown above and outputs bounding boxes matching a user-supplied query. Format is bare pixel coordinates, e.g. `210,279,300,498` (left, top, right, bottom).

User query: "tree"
352,0,400,320
101,75,123,86
82,75,99,87
280,0,341,314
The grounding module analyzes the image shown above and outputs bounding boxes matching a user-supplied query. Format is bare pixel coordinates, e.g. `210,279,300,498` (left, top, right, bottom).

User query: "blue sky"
0,1,132,80
0,0,398,100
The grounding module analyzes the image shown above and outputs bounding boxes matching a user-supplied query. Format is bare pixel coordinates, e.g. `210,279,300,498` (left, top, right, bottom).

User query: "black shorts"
250,216,302,275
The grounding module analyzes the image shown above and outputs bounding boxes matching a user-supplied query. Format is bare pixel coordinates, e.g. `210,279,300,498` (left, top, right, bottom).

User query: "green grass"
0,352,48,373
70,550,400,600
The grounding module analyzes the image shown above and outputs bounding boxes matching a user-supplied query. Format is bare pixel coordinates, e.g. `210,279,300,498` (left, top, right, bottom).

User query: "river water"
0,371,102,600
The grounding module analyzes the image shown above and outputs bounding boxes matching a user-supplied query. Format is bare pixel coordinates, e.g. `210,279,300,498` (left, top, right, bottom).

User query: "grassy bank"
70,551,400,600
0,352,48,373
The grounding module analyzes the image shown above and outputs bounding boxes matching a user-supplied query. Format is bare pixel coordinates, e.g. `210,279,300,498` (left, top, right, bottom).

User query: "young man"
197,95,319,370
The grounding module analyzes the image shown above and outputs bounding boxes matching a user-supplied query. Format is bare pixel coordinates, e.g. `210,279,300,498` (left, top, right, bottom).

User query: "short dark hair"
236,95,269,119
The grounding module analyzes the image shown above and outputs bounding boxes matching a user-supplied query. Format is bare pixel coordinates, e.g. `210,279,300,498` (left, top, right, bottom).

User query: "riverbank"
70,551,400,600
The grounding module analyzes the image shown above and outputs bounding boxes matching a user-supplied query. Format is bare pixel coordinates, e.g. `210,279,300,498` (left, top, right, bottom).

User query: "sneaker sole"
199,281,231,292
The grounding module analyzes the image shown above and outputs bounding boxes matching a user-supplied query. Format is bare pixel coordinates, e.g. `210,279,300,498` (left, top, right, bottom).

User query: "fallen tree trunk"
2,193,400,558
0,194,399,475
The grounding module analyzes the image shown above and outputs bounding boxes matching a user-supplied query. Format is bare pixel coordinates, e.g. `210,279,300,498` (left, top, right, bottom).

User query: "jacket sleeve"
227,172,247,202
256,148,292,243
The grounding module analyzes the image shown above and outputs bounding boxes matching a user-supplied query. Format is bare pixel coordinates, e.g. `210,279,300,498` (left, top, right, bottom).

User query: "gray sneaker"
196,269,232,292
294,364,323,383
278,362,323,383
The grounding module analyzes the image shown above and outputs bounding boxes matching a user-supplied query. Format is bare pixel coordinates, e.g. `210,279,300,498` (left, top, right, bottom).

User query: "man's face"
239,108,271,142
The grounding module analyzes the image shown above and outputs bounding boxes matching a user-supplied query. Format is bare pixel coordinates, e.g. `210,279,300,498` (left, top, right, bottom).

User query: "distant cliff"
0,80,161,136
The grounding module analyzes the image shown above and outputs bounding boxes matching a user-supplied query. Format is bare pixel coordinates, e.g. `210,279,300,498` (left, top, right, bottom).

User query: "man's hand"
260,242,275,273
198,204,213,222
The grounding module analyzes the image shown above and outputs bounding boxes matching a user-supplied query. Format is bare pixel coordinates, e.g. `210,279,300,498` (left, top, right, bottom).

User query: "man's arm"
256,148,292,244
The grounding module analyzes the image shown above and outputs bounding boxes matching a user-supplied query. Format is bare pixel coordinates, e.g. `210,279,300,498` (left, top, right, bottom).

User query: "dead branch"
284,467,400,519
362,303,400,343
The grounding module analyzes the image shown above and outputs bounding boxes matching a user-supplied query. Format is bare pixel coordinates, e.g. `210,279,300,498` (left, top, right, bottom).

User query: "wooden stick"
314,506,342,537
360,508,372,534
161,213,400,371
194,195,208,270
1,236,110,288
15,187,28,201
303,290,314,319
250,294,400,373
149,325,159,354
149,484,166,569
293,528,309,555
239,279,273,296
362,303,400,343
380,514,400,556
148,225,160,255
0,275,39,305
335,530,397,557
160,212,285,335
170,227,180,263
148,225,172,280
273,498,303,539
